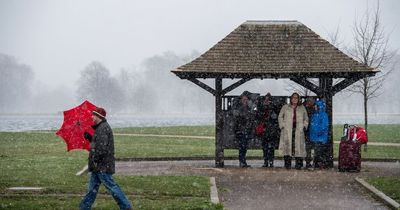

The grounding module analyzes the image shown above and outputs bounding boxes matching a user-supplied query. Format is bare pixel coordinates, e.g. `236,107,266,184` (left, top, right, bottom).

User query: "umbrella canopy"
56,100,97,151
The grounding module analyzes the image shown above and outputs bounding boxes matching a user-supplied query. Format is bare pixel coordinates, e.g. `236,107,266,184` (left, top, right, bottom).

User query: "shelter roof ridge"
244,20,301,25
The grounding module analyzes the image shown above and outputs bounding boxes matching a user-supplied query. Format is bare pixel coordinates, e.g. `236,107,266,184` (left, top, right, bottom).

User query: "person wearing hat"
80,107,133,210
256,92,280,168
309,100,329,169
303,97,315,169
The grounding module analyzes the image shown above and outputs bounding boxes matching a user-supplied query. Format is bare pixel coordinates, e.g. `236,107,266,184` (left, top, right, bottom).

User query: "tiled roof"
172,20,377,78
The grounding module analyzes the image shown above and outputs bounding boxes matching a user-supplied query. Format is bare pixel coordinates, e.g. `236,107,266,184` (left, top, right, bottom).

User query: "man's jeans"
80,172,132,210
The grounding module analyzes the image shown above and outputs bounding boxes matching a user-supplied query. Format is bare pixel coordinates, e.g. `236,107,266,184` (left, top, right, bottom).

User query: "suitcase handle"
342,124,348,137
342,124,357,142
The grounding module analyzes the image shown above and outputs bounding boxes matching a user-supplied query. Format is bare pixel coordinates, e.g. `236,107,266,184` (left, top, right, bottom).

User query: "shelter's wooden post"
215,77,224,167
319,78,334,168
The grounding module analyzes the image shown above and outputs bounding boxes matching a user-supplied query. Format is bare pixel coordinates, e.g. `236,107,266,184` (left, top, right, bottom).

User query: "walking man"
80,107,133,210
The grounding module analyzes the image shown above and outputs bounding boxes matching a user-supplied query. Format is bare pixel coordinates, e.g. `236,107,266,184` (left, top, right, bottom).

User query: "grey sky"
0,0,399,89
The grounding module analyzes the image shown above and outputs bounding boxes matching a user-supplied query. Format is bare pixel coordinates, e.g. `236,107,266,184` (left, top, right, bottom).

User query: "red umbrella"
56,100,97,151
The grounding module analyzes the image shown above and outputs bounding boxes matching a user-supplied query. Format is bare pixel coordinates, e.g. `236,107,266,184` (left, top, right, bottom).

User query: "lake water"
0,113,399,132
0,114,214,132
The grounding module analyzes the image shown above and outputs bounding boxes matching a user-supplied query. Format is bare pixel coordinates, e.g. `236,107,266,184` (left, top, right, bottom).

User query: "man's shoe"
295,164,302,170
262,163,268,168
240,163,251,168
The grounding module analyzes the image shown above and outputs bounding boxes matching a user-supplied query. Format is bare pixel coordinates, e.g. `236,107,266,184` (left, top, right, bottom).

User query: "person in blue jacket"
309,100,329,169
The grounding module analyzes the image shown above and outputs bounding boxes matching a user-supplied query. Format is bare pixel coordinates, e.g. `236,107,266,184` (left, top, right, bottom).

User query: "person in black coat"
233,92,254,167
303,97,315,169
256,93,280,167
80,107,133,210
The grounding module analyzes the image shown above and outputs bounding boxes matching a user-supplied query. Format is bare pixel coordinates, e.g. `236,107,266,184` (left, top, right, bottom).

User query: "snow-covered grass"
114,125,215,136
0,132,222,209
0,196,223,210
333,124,400,143
0,129,398,208
115,124,400,143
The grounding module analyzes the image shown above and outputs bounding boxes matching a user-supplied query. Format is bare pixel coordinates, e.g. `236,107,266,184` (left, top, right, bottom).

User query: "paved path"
116,160,400,210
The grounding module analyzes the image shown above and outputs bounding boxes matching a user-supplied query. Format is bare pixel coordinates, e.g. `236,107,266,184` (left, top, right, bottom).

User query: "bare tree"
0,53,34,113
347,2,396,131
284,80,314,97
327,25,344,50
77,61,125,112
286,25,345,97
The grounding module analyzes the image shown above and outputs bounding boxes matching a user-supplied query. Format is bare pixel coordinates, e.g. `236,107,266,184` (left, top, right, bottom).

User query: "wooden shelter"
172,20,378,167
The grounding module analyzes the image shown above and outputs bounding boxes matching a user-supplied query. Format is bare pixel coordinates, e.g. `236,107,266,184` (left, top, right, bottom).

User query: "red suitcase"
338,140,362,172
338,125,367,172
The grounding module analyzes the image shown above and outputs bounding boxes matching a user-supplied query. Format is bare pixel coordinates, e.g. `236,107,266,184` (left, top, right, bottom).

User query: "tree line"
0,51,214,114
76,50,215,114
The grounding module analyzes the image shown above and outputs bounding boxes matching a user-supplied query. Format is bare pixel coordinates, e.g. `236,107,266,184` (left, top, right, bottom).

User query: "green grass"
0,125,399,208
0,196,222,210
333,124,400,143
0,132,221,209
367,176,400,204
114,133,400,160
114,124,400,143
333,144,400,160
0,127,398,208
116,136,215,158
114,125,215,137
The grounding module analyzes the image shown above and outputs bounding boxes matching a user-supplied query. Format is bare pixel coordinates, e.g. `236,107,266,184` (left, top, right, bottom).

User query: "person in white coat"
278,93,309,169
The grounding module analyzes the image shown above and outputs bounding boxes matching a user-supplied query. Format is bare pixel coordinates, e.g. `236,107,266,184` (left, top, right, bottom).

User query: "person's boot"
284,156,291,169
313,156,321,169
269,160,274,168
240,162,251,168
262,162,268,167
295,158,303,170
306,161,312,169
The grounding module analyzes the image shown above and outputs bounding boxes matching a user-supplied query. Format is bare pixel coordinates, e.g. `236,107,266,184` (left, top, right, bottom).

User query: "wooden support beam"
187,78,215,95
290,77,321,95
331,76,364,96
215,77,224,168
221,78,252,95
319,78,334,168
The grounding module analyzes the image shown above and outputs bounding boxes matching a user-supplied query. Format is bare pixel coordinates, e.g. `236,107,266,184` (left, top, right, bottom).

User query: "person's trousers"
284,155,292,169
305,140,314,165
263,141,275,166
314,142,328,168
80,172,132,210
284,128,303,169
237,133,250,165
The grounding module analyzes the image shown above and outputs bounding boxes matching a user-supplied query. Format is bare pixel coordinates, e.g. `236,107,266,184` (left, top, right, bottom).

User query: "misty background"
0,0,399,122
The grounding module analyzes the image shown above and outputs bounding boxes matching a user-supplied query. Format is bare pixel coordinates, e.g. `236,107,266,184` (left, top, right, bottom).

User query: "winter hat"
315,100,326,112
241,91,251,98
93,107,106,119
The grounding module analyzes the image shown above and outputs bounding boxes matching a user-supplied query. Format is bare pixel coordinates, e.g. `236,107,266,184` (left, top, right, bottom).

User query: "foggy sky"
1,0,399,90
